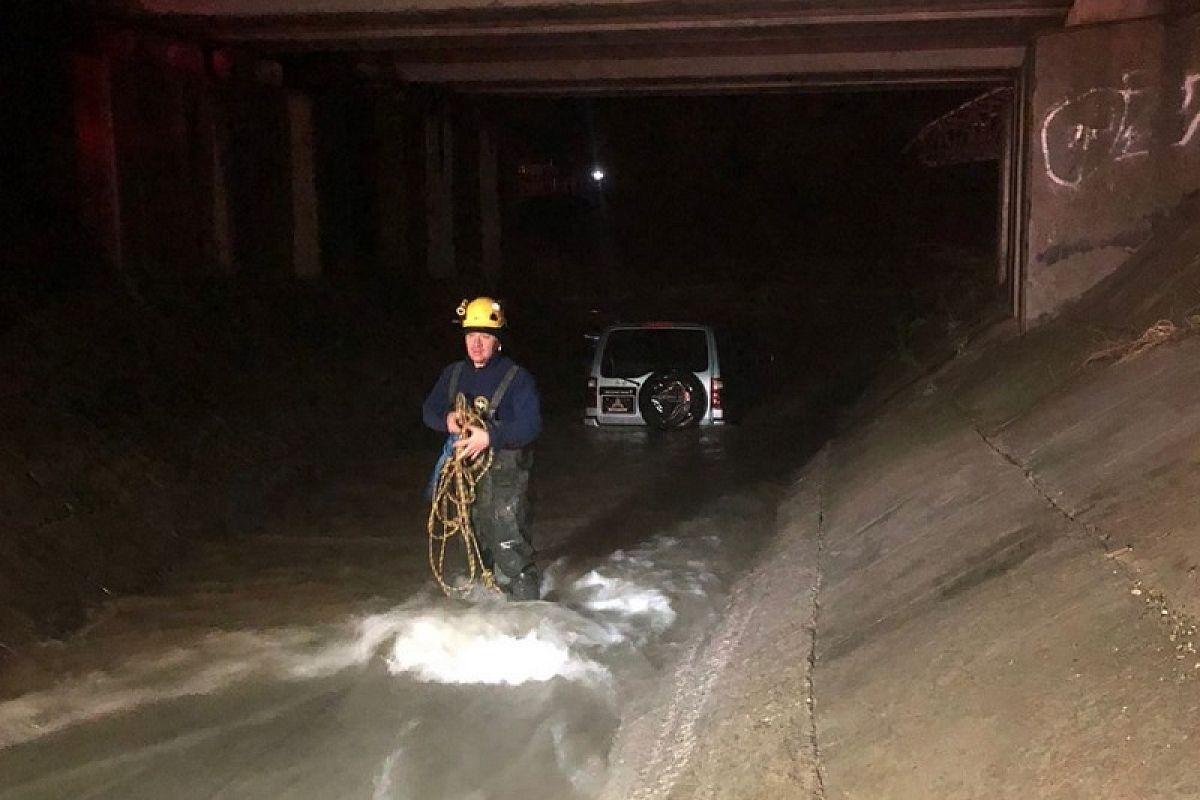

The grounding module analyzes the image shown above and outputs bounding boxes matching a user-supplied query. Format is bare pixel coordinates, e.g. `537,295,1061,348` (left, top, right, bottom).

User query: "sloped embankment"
809,199,1200,797
603,198,1200,800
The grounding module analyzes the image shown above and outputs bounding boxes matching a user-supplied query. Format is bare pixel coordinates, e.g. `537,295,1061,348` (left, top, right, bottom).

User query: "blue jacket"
422,355,542,449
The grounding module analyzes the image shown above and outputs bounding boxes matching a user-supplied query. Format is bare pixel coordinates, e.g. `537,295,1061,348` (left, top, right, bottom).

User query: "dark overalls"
422,355,542,600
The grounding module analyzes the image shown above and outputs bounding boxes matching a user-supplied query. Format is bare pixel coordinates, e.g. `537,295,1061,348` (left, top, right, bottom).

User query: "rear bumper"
583,413,724,427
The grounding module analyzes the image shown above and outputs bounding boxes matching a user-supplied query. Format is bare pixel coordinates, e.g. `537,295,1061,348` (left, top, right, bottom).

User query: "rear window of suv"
601,328,710,378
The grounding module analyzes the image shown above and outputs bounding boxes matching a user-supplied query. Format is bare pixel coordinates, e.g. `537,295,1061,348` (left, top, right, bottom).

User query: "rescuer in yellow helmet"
422,297,542,600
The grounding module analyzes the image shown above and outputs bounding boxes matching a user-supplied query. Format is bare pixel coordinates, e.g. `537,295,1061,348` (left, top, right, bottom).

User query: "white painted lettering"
1038,71,1178,189
1113,78,1151,160
1174,73,1200,147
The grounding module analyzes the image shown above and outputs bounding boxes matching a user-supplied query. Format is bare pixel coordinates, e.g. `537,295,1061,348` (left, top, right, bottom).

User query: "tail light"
586,377,598,409
710,377,723,419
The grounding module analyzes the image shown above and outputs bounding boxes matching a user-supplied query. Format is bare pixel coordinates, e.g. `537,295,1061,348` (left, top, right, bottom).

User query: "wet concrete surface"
807,331,1200,799
602,319,1200,799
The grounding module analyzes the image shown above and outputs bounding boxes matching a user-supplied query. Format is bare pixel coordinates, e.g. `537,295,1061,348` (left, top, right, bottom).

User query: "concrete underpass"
3,1,1200,797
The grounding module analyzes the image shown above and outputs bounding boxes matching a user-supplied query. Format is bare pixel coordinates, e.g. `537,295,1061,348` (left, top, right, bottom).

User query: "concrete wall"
108,46,213,284
288,93,321,279
71,36,351,285
73,30,472,291
1025,11,1200,322
224,81,293,278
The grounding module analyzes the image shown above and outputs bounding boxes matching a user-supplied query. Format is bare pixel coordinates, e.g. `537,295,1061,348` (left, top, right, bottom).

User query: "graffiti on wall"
1040,70,1200,189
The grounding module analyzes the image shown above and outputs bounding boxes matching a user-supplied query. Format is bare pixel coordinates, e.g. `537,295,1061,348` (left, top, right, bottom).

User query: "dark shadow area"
1,20,1008,652
493,91,1006,422
0,2,90,334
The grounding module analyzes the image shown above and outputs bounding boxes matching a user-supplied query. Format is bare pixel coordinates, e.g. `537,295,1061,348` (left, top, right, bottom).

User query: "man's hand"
445,411,463,434
454,425,491,461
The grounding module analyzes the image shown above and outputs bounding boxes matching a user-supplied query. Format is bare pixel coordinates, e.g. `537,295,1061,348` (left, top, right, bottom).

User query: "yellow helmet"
457,297,506,331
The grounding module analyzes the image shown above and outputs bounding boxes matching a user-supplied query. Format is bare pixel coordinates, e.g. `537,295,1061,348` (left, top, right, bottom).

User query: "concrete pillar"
1067,0,1165,25
375,92,408,275
199,86,234,275
996,100,1013,287
71,53,126,284
424,107,456,278
479,126,502,288
1024,19,1171,325
1009,67,1030,325
288,92,321,280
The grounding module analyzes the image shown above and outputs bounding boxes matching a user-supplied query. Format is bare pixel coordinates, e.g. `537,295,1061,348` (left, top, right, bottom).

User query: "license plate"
601,394,636,414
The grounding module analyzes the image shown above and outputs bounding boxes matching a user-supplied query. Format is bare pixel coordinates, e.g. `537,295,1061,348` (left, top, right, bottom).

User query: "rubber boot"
510,565,541,601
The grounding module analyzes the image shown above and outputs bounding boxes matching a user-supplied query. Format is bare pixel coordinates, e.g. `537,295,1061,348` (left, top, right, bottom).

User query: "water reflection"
0,419,787,800
0,532,728,800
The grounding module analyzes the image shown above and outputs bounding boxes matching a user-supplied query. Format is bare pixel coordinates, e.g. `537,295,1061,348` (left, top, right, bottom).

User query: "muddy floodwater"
0,417,801,800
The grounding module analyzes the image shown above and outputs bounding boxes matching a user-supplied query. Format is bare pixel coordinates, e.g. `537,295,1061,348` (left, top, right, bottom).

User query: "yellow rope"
427,393,499,597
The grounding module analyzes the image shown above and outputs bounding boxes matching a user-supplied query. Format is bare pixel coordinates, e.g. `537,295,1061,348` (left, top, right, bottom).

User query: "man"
422,297,542,601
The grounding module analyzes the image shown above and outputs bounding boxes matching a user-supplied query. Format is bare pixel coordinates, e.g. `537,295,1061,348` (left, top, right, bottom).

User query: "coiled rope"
427,393,498,596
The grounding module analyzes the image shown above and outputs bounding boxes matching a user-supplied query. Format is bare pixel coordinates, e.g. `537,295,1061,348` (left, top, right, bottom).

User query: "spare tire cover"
638,371,708,430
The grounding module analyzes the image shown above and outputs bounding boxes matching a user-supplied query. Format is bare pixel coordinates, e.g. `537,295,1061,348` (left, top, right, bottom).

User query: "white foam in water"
375,533,722,685
0,533,721,747
0,628,327,747
556,533,722,647
551,717,608,796
572,571,677,631
383,611,609,685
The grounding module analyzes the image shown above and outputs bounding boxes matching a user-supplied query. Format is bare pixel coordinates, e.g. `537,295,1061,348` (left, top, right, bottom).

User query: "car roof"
603,322,711,330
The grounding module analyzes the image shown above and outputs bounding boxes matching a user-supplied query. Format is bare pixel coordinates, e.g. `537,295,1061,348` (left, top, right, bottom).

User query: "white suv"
584,322,725,429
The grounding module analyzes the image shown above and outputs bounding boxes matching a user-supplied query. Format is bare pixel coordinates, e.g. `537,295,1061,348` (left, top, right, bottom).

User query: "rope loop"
427,393,498,597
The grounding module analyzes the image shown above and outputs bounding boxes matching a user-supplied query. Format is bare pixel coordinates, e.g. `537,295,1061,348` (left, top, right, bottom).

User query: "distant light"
591,168,606,182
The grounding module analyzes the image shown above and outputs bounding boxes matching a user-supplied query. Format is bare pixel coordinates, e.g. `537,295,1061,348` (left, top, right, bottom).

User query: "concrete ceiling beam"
1066,0,1166,25
121,6,1069,47
116,0,1072,18
96,1,1070,47
460,72,1013,95
92,0,1070,91
391,46,1028,84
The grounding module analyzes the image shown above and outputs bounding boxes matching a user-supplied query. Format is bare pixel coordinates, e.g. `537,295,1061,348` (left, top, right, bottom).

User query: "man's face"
465,331,500,367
